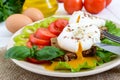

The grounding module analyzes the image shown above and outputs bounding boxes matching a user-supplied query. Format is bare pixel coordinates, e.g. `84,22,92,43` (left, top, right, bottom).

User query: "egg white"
57,23,101,52
57,11,104,52
69,11,105,27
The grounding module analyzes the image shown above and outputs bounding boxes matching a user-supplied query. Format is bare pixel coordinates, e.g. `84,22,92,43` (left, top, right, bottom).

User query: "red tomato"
26,41,32,48
48,19,68,35
48,22,61,36
57,0,64,3
29,34,50,45
26,58,51,64
64,0,83,14
26,41,45,49
35,28,56,40
84,0,106,14
106,0,112,7
55,19,68,31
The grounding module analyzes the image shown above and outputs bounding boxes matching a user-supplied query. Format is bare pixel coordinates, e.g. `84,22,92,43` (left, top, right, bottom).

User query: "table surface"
0,1,120,47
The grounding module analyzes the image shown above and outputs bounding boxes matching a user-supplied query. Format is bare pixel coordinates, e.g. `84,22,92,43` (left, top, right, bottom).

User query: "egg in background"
5,14,33,33
22,8,44,22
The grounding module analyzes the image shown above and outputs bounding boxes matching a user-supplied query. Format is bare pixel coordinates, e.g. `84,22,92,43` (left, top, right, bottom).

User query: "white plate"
6,16,120,77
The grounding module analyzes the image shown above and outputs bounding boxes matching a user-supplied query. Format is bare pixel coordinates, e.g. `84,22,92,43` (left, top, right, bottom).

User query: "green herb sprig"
0,0,25,22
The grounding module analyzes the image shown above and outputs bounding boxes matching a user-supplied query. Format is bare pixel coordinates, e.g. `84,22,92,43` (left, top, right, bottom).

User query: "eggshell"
5,14,33,33
22,8,44,22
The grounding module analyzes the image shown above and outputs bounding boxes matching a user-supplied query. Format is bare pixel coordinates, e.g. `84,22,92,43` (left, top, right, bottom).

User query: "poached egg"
57,11,105,52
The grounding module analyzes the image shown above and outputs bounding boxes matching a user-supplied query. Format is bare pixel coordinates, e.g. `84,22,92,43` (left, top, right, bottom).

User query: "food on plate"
106,0,112,7
22,8,44,22
27,18,68,49
5,11,120,72
64,0,83,14
5,14,33,33
57,23,101,53
84,0,106,14
22,0,58,17
48,18,68,35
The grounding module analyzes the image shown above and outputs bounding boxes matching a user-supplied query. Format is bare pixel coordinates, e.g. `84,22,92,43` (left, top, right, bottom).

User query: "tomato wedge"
26,58,51,64
55,18,68,31
29,34,50,45
35,28,56,40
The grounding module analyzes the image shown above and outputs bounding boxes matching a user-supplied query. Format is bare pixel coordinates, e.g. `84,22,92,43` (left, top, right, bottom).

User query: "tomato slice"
26,41,32,48
26,58,51,64
35,28,56,40
29,34,50,45
55,19,68,31
48,22,61,36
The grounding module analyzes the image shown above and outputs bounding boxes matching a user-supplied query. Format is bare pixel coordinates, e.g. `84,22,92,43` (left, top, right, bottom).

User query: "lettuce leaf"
101,21,120,46
54,60,96,72
96,21,119,65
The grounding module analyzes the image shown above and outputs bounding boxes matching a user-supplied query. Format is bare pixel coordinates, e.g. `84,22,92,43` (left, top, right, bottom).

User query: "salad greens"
55,61,96,72
5,46,65,61
101,21,120,46
96,21,119,65
0,0,25,22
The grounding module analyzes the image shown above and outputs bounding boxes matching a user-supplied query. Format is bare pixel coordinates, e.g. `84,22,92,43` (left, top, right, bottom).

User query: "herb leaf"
5,46,65,61
5,46,31,60
35,46,65,60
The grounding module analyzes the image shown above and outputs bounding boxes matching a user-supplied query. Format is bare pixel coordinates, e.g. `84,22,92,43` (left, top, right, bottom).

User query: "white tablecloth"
0,1,120,47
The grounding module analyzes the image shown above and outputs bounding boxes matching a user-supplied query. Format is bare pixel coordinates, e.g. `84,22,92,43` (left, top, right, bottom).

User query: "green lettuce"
54,61,96,72
101,21,120,46
96,21,119,65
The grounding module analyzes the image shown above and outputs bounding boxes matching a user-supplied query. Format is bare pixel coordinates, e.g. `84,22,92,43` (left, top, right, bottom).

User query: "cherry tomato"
48,22,61,36
64,0,83,14
29,34,50,45
106,0,112,7
57,0,64,3
55,18,68,31
26,58,51,64
35,28,56,40
84,0,106,14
